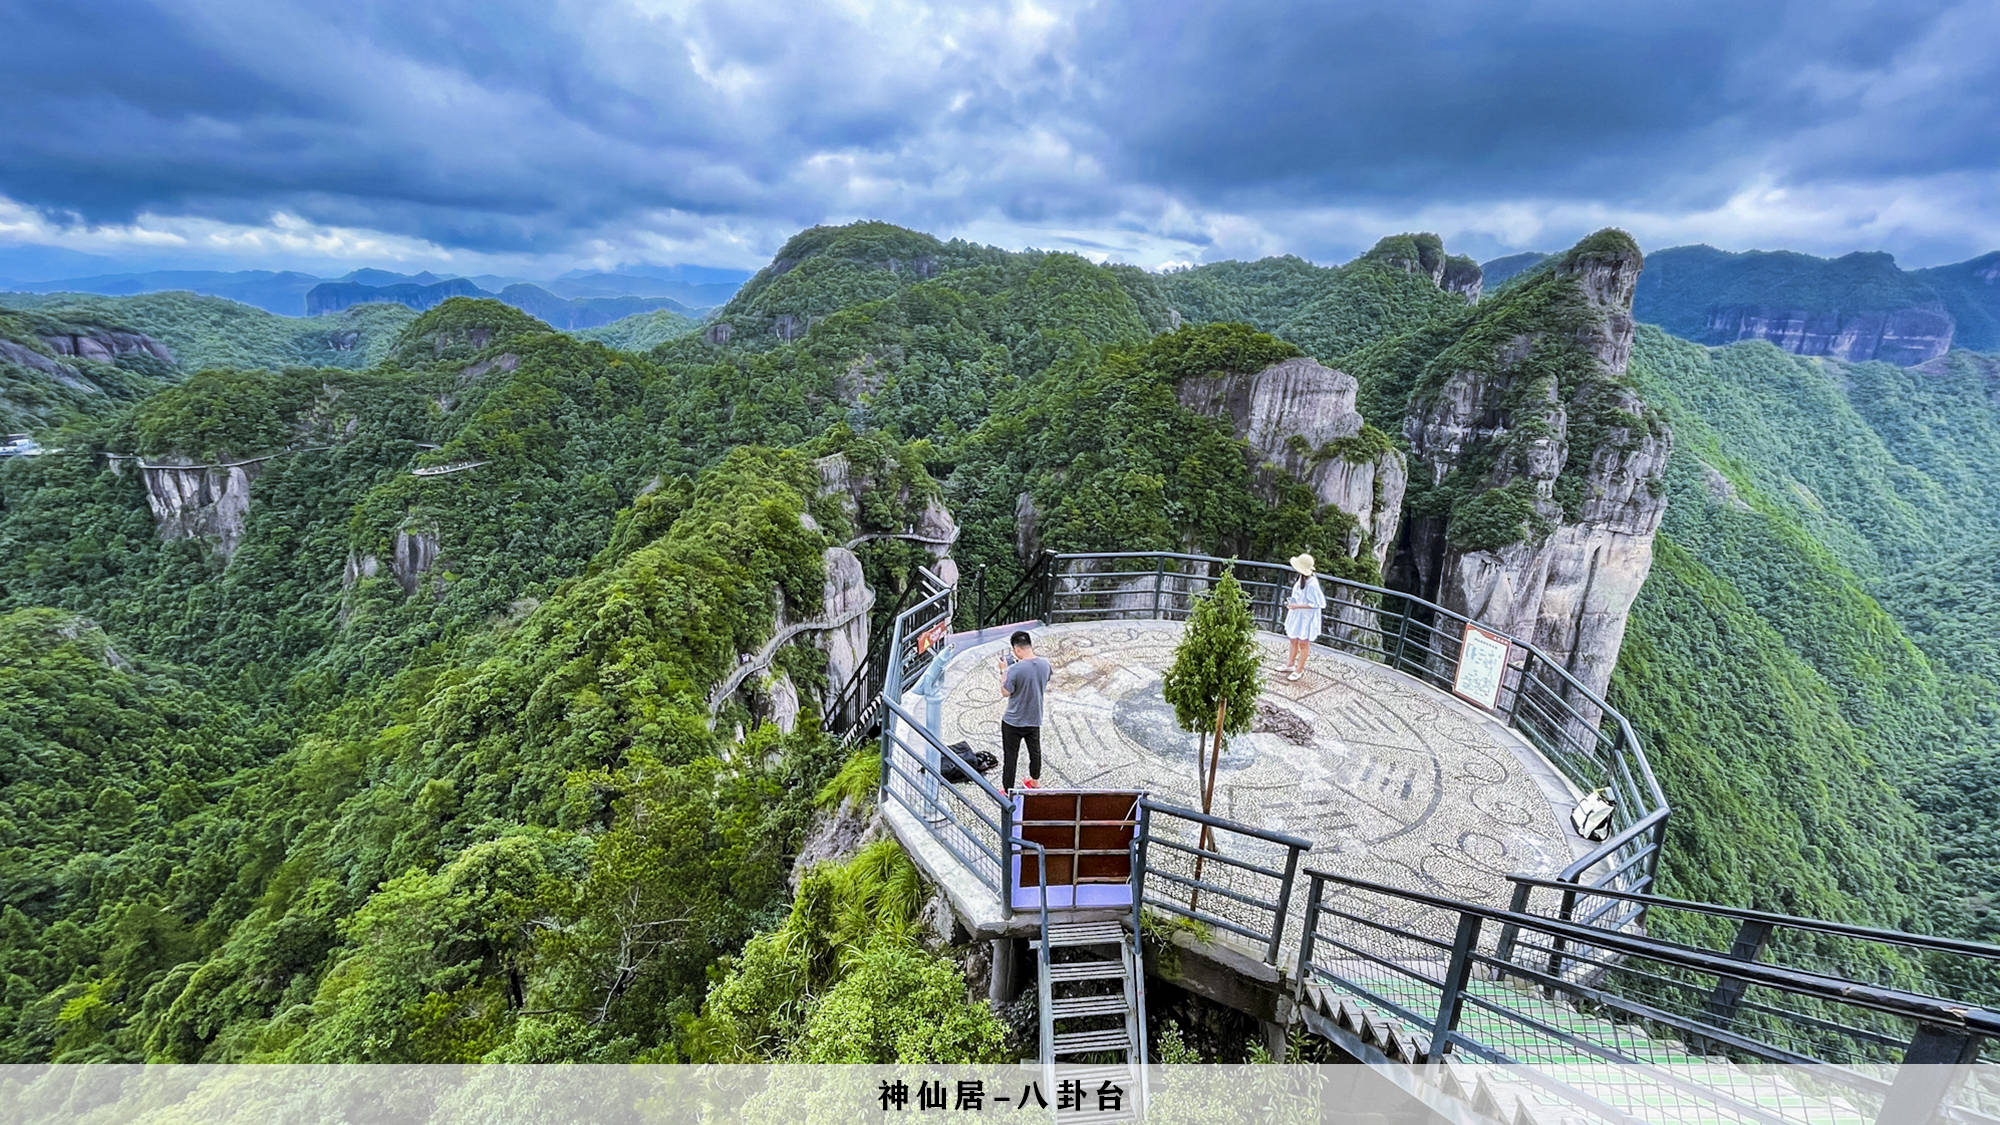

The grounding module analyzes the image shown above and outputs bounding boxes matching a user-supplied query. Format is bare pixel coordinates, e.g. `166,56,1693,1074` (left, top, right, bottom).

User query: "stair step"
1051,995,1130,1020
1046,960,1128,982
1051,1028,1133,1056
1046,922,1128,947
1056,1104,1136,1120
1051,1064,1137,1085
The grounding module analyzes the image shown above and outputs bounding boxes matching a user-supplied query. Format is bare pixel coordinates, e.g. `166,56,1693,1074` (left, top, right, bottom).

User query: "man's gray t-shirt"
1002,656,1052,727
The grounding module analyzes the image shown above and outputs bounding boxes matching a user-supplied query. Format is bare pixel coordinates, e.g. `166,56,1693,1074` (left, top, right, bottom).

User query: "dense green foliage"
3,217,1999,1069
0,310,179,432
946,323,1385,590
1635,245,1943,345
1912,253,2000,352
573,307,698,351
0,292,416,374
1159,234,1474,364
1615,326,2000,938
686,838,1006,1062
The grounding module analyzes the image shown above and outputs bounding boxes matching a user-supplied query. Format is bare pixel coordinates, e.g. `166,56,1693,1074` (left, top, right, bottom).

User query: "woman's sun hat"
1289,552,1316,577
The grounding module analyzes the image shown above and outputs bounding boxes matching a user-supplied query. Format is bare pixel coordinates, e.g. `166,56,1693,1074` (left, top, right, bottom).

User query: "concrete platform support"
989,936,1023,1005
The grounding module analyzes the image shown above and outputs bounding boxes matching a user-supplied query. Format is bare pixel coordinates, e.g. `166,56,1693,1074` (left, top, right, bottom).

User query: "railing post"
1495,880,1533,968
1504,651,1529,726
1644,812,1668,895
1293,873,1325,1006
1876,1022,1980,1125
1000,794,1016,919
1391,599,1413,673
975,565,987,629
879,712,893,793
1269,841,1304,966
1546,884,1579,983
1429,912,1485,1060
1131,804,1150,934
1699,918,1773,1034
1153,557,1165,620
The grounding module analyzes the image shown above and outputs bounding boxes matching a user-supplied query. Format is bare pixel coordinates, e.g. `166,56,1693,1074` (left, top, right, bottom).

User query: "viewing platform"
857,554,2000,1125
928,620,1592,932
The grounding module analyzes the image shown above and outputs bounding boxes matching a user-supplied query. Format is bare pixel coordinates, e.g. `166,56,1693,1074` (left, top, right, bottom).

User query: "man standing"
997,629,1052,793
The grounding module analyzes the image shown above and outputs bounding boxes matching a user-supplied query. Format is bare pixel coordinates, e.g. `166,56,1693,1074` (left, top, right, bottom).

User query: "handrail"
1300,868,2000,1036
882,697,1007,806
1139,797,1313,851
1135,797,1311,965
978,550,1054,630
1507,873,2000,961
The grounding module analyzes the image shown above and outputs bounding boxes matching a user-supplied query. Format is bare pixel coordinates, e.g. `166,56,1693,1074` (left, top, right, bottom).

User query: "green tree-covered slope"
0,292,417,374
3,220,1998,1066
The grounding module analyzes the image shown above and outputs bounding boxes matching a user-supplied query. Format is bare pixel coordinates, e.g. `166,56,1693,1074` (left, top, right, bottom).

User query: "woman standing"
1282,553,1326,682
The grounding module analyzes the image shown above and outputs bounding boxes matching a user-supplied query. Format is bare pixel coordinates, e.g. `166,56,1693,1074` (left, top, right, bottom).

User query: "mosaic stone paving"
933,620,1586,915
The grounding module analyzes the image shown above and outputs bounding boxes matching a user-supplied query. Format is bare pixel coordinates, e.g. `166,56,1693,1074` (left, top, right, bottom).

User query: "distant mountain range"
1483,245,2000,365
0,260,750,320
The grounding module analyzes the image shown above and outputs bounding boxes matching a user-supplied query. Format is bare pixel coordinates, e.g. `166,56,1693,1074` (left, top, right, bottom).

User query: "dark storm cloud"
1066,0,1986,208
0,0,1994,266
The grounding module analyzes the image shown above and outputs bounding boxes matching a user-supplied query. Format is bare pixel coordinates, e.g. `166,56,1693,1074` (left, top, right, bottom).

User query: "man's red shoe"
1020,778,1040,789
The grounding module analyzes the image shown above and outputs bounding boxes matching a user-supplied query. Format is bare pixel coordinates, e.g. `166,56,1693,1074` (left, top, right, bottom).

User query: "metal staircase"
1035,919,1148,1123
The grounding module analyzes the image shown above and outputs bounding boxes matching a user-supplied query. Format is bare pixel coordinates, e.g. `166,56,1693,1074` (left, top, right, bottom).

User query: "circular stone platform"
934,620,1590,912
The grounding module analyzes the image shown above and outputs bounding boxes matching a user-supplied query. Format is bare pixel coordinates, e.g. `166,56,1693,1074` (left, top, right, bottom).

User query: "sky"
2,0,1997,280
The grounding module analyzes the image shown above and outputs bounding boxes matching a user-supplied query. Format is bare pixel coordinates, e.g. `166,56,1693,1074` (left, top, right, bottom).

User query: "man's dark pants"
1001,721,1041,790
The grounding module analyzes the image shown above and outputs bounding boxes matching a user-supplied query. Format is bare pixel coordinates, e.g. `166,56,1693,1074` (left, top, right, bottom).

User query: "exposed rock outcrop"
1176,356,1407,575
1360,233,1484,303
392,527,442,595
40,330,173,364
1698,305,1952,366
1015,492,1042,562
819,546,872,716
0,329,174,397
1399,231,1671,706
140,463,262,561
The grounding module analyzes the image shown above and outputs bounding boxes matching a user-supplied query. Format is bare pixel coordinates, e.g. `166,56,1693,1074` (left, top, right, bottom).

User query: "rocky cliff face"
726,452,962,731
1360,234,1485,303
0,328,173,381
1700,305,1952,365
140,462,262,561
40,330,174,364
1175,356,1406,574
1399,231,1671,705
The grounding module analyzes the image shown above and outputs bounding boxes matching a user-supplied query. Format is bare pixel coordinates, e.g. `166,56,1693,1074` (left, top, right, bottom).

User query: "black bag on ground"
941,741,999,783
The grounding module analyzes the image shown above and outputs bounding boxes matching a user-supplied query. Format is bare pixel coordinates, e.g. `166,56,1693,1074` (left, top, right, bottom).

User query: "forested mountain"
0,293,416,379
572,307,699,351
3,220,1997,1064
4,266,748,318
1485,244,2000,363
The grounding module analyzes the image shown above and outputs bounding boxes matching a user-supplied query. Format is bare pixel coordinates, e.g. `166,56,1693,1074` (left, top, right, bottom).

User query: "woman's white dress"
1284,576,1326,641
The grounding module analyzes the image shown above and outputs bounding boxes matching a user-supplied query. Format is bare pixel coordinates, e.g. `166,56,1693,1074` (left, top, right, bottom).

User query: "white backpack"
1570,788,1616,842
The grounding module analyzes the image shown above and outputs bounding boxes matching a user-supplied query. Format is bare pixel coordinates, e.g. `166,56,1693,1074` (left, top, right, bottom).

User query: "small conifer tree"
1161,565,1263,899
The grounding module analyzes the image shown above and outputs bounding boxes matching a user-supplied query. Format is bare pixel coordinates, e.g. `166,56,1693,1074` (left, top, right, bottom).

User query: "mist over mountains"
0,259,751,322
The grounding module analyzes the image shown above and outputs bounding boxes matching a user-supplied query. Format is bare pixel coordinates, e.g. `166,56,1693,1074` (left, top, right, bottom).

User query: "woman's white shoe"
1287,670,1301,682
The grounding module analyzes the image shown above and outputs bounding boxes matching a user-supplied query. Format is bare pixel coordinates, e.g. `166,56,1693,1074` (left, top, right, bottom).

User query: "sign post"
1452,623,1511,711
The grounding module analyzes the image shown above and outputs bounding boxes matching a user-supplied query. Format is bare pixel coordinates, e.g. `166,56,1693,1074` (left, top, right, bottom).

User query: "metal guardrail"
986,551,1670,904
880,695,1015,907
1296,868,2000,1125
1133,798,1311,967
1499,873,2000,1103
